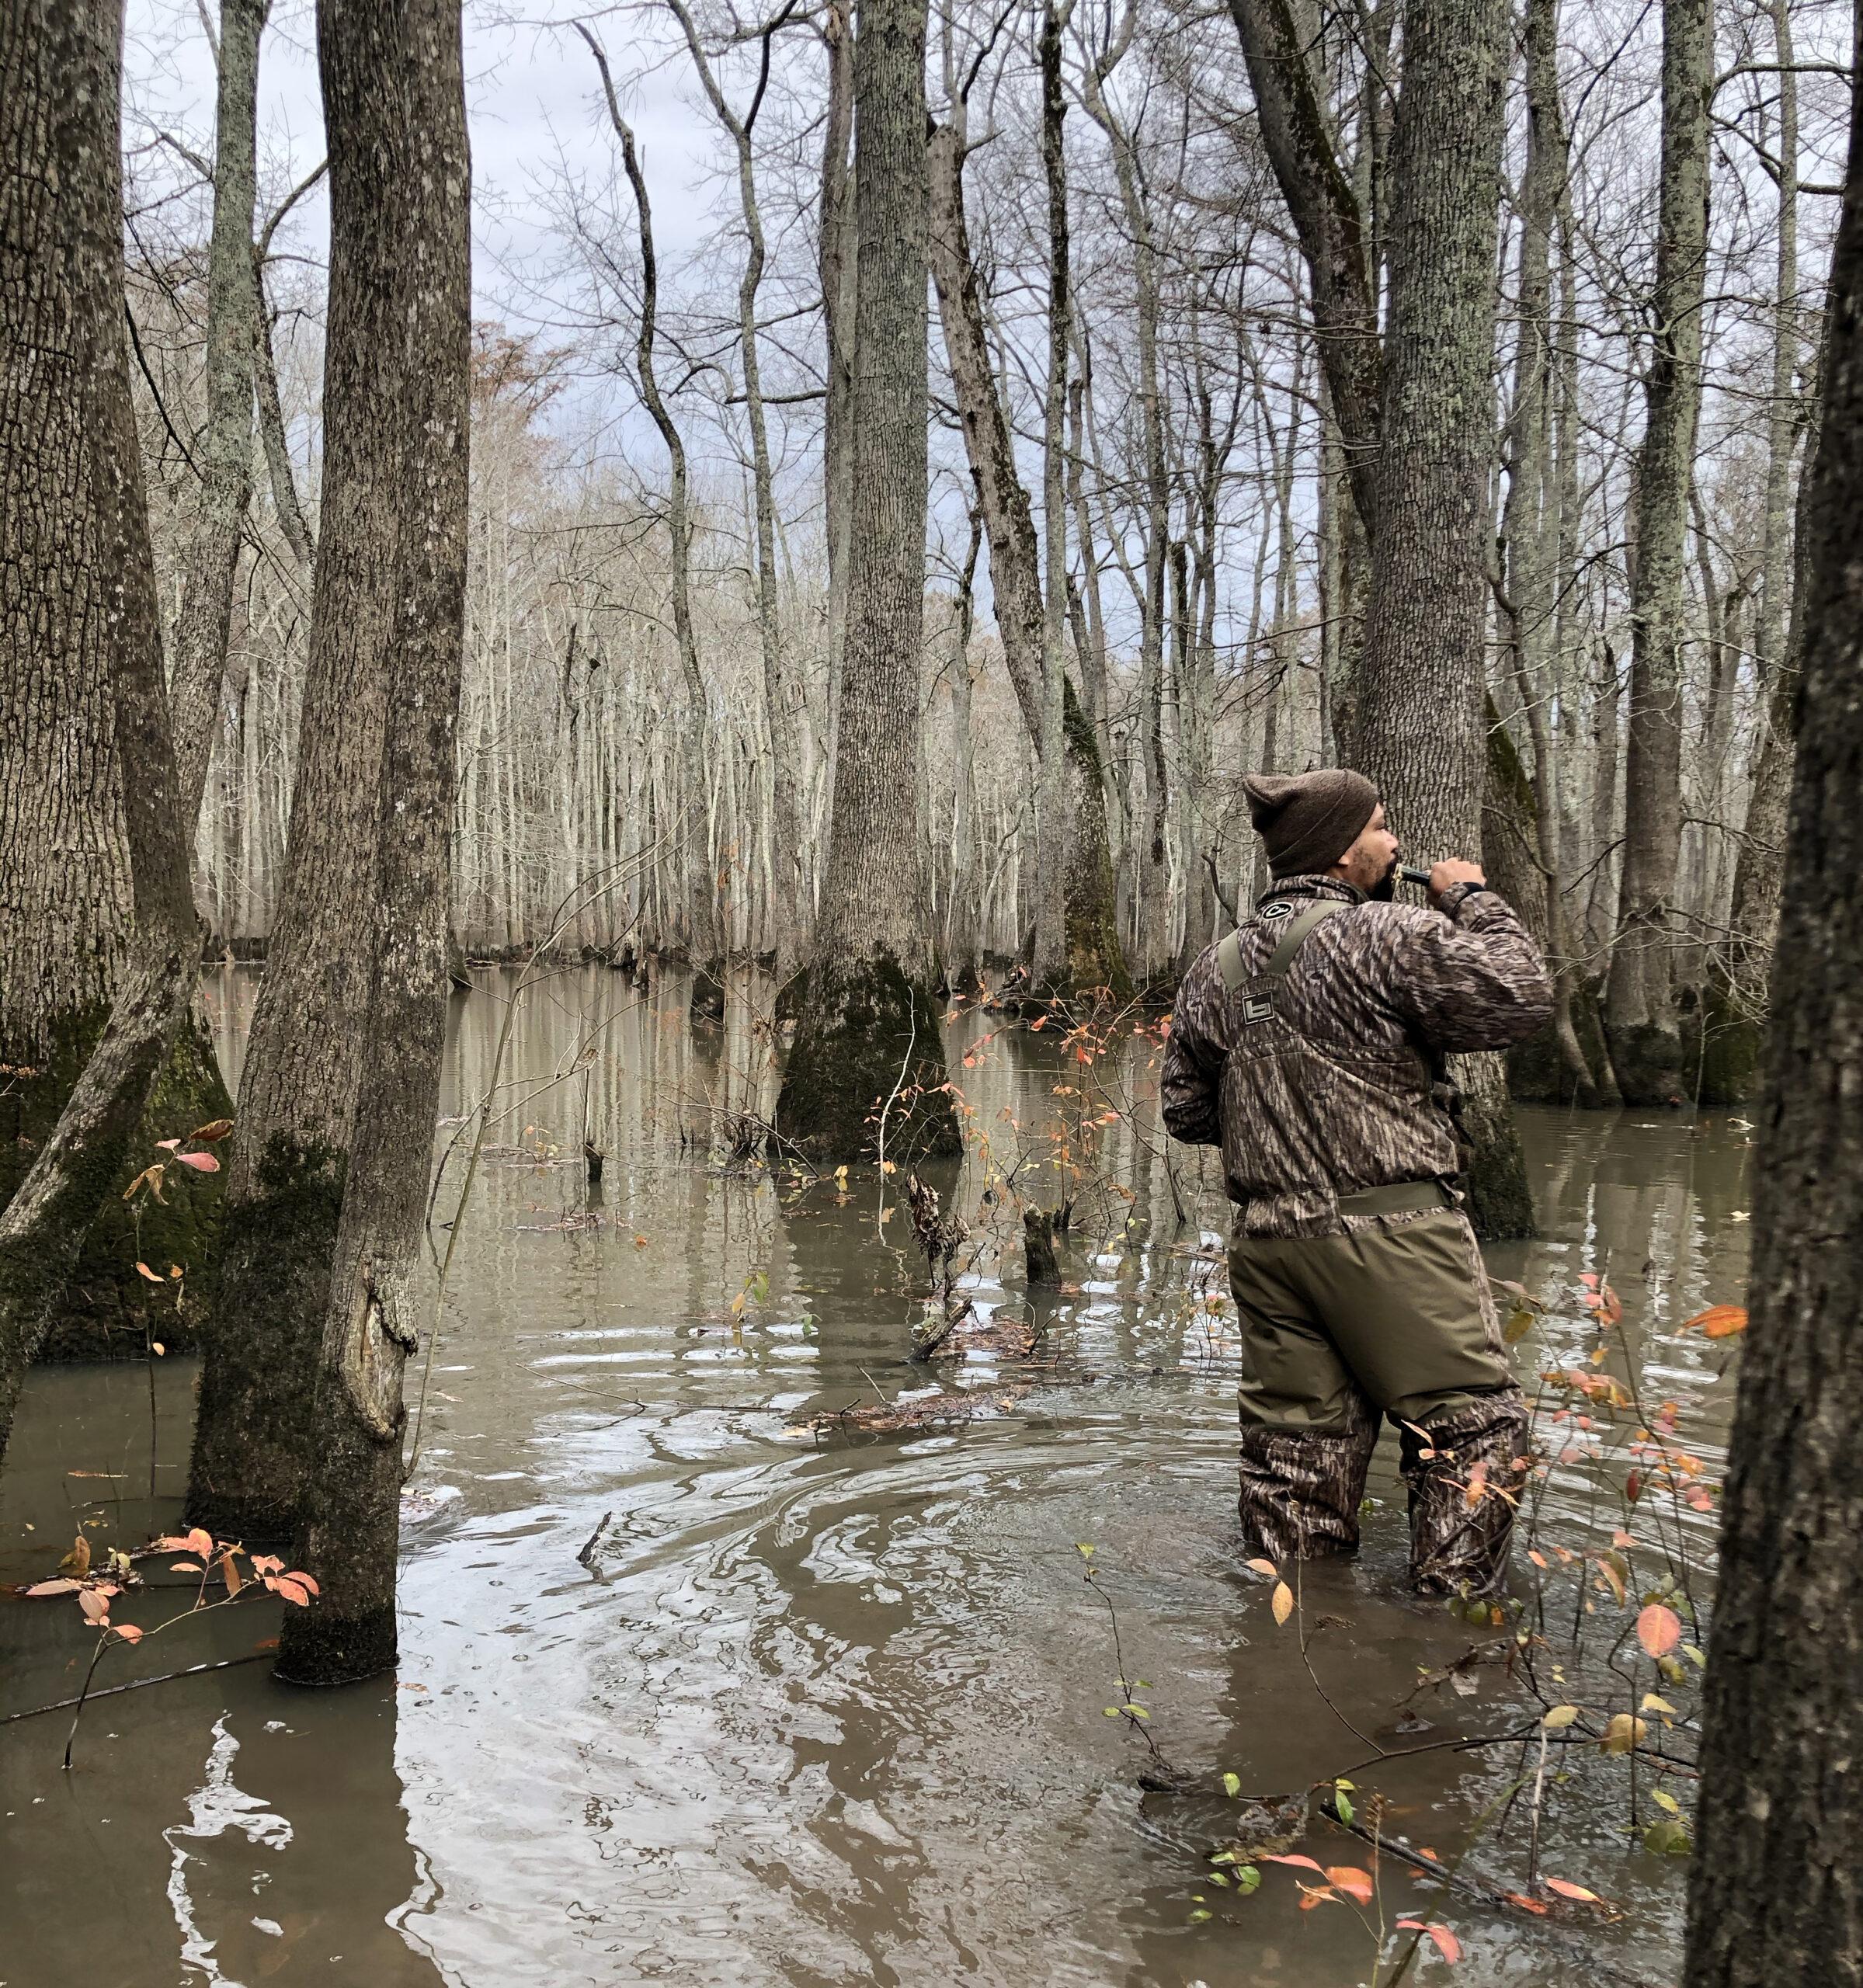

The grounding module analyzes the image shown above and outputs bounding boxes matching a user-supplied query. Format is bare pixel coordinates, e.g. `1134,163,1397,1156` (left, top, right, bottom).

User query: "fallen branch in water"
2,1649,276,1725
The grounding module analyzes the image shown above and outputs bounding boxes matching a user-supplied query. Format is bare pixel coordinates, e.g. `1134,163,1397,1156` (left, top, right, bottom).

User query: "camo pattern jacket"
1161,874,1552,1237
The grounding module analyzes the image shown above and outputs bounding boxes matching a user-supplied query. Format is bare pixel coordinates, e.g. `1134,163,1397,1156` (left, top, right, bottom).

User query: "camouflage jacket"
1161,875,1552,1236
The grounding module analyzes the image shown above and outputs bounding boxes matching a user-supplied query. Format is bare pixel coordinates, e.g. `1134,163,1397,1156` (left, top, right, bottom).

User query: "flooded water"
2,967,1750,1987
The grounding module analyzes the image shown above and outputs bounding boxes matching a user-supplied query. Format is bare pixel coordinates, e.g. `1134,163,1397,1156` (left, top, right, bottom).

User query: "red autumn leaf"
78,1589,111,1621
1326,1866,1375,1904
173,1150,221,1173
155,1138,181,1152
22,1578,81,1597
1578,1272,1600,1288
1545,1879,1598,1902
1503,1892,1550,1915
1625,1469,1642,1503
1682,1304,1748,1339
169,1562,204,1574
250,1554,283,1576
186,1527,214,1557
1636,1604,1682,1659
189,1118,235,1142
135,1261,165,1284
1397,1921,1462,1962
1418,1847,1441,1861
1261,1854,1328,1875
273,1576,311,1606
290,1571,320,1597
151,1534,195,1552
110,1621,144,1644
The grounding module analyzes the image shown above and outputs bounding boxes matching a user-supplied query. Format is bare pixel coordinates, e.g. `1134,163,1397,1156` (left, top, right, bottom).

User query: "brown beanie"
1244,770,1379,878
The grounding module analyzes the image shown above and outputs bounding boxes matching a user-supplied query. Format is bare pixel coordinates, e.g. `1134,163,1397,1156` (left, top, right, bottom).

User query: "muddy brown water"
2,968,1751,1987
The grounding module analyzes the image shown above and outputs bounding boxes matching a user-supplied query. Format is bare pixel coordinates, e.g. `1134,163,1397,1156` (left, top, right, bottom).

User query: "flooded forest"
2,0,1861,1984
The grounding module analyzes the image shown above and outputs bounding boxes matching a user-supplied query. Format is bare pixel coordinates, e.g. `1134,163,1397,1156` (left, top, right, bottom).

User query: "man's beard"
1367,853,1399,902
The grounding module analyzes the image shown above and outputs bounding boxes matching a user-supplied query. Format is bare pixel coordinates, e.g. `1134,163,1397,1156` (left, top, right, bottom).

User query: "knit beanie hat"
1244,769,1380,878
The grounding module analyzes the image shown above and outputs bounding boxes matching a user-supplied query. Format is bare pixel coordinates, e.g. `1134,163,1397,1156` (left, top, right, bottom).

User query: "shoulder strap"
1264,898,1348,979
1216,897,1349,992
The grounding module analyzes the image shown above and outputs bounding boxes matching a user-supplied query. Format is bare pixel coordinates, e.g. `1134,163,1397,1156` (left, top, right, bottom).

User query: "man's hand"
1427,859,1486,909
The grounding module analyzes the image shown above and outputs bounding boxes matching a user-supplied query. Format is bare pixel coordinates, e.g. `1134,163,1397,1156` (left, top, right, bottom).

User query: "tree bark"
186,0,442,1544
1684,33,1863,1971
273,0,470,1687
167,0,268,825
777,0,957,1160
1348,0,1531,1236
0,0,207,1457
1604,0,1712,1105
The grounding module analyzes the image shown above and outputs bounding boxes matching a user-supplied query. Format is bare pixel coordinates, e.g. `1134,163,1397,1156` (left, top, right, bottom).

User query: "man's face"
1331,801,1400,894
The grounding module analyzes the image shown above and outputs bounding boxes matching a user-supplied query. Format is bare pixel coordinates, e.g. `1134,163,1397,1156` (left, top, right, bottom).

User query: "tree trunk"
1349,0,1533,1236
186,0,444,1544
777,0,957,1161
273,0,470,1687
579,26,718,970
0,0,208,1457
1684,47,1863,1970
1032,0,1071,995
167,0,268,825
1699,2,1802,1108
925,103,1126,999
819,0,856,856
1604,0,1711,1105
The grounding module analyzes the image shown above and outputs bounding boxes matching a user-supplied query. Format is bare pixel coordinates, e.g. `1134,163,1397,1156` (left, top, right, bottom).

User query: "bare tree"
778,0,959,1159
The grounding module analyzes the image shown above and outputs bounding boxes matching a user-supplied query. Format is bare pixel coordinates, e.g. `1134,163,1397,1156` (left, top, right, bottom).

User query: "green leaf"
1208,1872,1230,1887
1222,1772,1241,1799
1335,1789,1355,1826
1642,1816,1691,1856
1236,1866,1261,1895
1076,1543,1096,1557
1188,1909,1212,1923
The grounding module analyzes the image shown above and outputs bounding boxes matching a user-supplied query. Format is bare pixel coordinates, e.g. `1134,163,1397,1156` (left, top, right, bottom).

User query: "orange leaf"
1245,1557,1277,1579
220,1552,244,1597
22,1578,81,1597
78,1589,111,1622
135,1261,165,1283
1636,1604,1682,1660
151,1534,194,1552
169,1562,204,1574
1297,1885,1336,1910
1396,1921,1462,1963
274,1576,311,1605
1271,1581,1294,1626
189,1118,235,1142
1260,1854,1327,1874
110,1621,144,1643
1326,1865,1375,1904
1682,1304,1748,1338
1503,1892,1550,1915
1545,1879,1599,1902
291,1572,320,1596
173,1150,221,1173
186,1527,214,1558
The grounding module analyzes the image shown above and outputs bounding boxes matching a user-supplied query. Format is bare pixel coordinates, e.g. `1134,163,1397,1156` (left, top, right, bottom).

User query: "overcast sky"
123,1,735,334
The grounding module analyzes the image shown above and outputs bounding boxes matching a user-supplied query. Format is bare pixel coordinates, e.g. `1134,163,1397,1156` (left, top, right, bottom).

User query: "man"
1161,769,1553,1594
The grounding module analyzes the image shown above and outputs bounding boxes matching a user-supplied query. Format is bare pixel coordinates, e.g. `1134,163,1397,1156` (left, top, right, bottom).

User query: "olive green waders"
1228,1187,1528,1594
